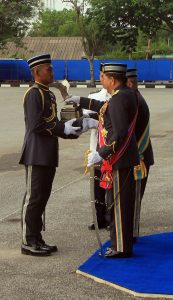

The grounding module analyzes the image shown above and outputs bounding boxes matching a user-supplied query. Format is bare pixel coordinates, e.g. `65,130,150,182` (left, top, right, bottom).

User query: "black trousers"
133,166,150,237
94,168,106,226
141,166,149,199
106,168,135,253
22,165,56,245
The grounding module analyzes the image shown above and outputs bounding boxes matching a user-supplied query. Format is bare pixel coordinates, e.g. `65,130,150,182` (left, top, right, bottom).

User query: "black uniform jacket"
80,85,140,169
19,82,75,167
135,92,154,166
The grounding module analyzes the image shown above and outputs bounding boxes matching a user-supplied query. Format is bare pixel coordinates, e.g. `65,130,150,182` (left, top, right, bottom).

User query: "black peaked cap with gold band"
102,63,127,76
126,68,137,78
27,53,51,69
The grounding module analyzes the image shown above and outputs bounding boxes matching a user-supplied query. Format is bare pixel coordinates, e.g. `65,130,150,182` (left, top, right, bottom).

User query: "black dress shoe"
99,247,132,258
38,242,58,253
88,222,108,230
21,243,51,256
88,223,95,230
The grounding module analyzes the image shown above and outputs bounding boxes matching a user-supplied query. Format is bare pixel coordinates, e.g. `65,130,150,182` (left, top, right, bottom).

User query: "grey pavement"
0,87,173,300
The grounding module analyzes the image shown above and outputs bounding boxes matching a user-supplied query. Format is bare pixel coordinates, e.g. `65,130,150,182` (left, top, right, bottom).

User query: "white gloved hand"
81,118,99,133
87,151,102,167
83,113,90,117
86,118,99,129
64,118,81,136
65,96,80,105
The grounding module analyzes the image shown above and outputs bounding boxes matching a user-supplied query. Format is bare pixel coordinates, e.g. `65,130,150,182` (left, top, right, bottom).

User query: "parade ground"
0,87,173,300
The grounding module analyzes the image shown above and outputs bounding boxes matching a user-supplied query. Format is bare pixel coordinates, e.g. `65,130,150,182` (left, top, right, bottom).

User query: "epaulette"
23,85,44,110
111,90,119,96
23,87,34,104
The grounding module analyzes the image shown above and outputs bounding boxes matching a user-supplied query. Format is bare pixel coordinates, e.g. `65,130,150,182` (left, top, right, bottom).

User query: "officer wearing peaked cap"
19,54,81,256
86,63,111,231
65,63,140,258
126,68,154,241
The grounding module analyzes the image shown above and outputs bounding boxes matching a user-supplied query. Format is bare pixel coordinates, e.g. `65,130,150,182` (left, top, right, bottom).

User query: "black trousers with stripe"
133,166,150,238
94,168,106,226
105,168,136,253
141,166,149,199
22,165,56,245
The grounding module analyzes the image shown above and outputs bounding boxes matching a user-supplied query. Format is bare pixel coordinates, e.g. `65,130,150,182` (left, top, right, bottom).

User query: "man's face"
127,78,137,90
35,63,54,85
99,71,104,85
102,73,115,93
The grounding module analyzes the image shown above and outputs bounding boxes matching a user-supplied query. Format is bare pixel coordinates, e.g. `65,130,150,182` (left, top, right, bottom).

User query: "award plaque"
60,102,83,121
53,79,83,121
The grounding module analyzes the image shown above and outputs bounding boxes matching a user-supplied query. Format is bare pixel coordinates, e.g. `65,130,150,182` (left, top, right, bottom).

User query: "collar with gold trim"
35,81,49,91
111,89,119,97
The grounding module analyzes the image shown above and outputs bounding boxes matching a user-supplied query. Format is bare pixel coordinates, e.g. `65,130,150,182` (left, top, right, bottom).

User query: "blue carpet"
77,232,173,297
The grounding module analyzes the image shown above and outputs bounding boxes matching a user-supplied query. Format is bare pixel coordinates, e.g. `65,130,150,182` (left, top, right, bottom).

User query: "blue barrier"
136,60,172,81
0,59,31,81
52,60,66,80
0,59,172,81
67,59,173,81
67,60,90,80
92,60,172,81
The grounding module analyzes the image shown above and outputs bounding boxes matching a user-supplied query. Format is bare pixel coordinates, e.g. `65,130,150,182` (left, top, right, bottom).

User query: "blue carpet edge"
77,232,173,299
76,270,173,299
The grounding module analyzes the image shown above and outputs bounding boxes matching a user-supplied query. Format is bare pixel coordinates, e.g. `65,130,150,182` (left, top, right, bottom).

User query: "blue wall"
0,59,172,81
0,60,31,81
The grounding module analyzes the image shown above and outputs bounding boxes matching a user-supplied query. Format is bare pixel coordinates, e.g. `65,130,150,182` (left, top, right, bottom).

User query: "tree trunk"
62,0,96,86
88,58,95,87
146,38,151,60
129,50,132,60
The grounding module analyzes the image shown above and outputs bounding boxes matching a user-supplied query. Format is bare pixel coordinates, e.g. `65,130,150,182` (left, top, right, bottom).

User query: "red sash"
98,93,139,189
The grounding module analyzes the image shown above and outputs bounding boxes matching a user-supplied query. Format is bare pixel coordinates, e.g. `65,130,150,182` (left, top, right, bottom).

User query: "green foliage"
0,0,40,48
30,9,81,37
58,22,80,36
98,29,173,59
4,0,171,60
135,0,173,34
30,6,107,58
89,0,173,57
81,14,107,57
88,0,139,53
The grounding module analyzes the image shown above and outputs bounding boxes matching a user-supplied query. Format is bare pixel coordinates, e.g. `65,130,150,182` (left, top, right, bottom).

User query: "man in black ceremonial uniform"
86,65,111,231
126,68,154,240
19,54,81,256
65,63,140,258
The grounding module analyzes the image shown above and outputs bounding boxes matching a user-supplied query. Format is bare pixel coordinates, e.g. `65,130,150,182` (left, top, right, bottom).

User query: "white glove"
83,113,90,117
87,151,102,167
65,96,80,105
64,118,81,136
81,118,99,133
86,118,99,129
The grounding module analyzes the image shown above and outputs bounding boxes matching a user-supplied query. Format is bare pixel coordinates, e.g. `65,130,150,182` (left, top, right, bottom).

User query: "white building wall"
41,0,55,10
